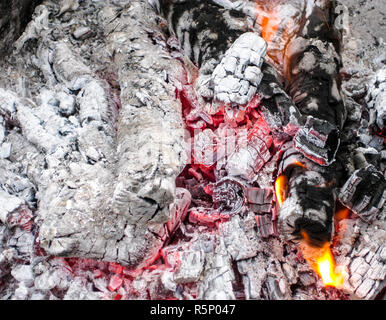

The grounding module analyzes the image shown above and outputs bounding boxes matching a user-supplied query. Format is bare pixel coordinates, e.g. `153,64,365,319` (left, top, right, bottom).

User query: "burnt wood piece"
209,32,267,107
6,0,189,268
258,62,302,142
284,1,346,165
278,170,335,247
276,1,347,245
246,187,273,215
211,178,245,215
162,0,263,109
339,165,386,223
294,116,340,166
277,143,345,247
366,67,386,131
162,0,249,72
255,214,277,239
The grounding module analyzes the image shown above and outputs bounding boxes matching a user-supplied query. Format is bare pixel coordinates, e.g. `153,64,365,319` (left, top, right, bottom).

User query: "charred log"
276,142,345,247
284,1,347,165
162,0,249,72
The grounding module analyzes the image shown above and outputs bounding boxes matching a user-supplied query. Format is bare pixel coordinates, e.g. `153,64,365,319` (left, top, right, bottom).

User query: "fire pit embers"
0,0,384,301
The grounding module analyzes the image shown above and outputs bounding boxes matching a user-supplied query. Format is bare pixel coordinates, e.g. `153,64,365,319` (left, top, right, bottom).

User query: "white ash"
366,67,386,130
335,217,386,299
208,33,267,109
0,0,189,271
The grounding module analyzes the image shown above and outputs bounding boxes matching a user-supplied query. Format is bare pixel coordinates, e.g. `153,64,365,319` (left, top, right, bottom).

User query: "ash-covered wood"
339,165,386,223
366,67,386,131
294,116,340,166
100,3,187,226
284,0,347,165
0,0,189,269
210,32,267,107
278,169,336,247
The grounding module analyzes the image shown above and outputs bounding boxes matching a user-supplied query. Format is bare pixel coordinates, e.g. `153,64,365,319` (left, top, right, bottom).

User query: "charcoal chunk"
294,116,340,166
246,187,273,214
339,165,386,223
255,214,277,239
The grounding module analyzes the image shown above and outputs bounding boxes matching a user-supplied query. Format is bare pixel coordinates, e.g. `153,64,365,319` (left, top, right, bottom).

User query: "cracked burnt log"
268,1,347,248
284,0,347,166
339,165,386,223
162,0,251,101
276,143,346,247
100,2,188,226
162,0,270,115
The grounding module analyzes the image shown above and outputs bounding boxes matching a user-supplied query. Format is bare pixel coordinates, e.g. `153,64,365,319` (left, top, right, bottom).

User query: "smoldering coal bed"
0,0,385,301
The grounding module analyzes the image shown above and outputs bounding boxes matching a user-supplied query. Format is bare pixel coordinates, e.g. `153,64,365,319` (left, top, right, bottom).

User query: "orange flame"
300,235,344,288
316,244,344,288
335,207,349,222
275,161,305,207
274,175,288,207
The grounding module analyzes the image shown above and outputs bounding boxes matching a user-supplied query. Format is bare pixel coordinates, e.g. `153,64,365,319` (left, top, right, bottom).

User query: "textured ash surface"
0,0,385,300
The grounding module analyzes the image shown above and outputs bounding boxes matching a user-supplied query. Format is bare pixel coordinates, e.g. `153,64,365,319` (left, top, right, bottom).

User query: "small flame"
316,243,344,288
274,175,288,207
335,207,349,222
300,235,344,288
275,161,305,207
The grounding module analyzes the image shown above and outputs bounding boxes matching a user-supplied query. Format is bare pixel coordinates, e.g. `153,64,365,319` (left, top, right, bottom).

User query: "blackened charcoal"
339,165,386,223
258,62,302,140
0,0,43,55
286,35,346,131
245,187,273,214
277,142,345,186
283,3,346,168
294,116,340,166
278,171,335,247
255,214,277,239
